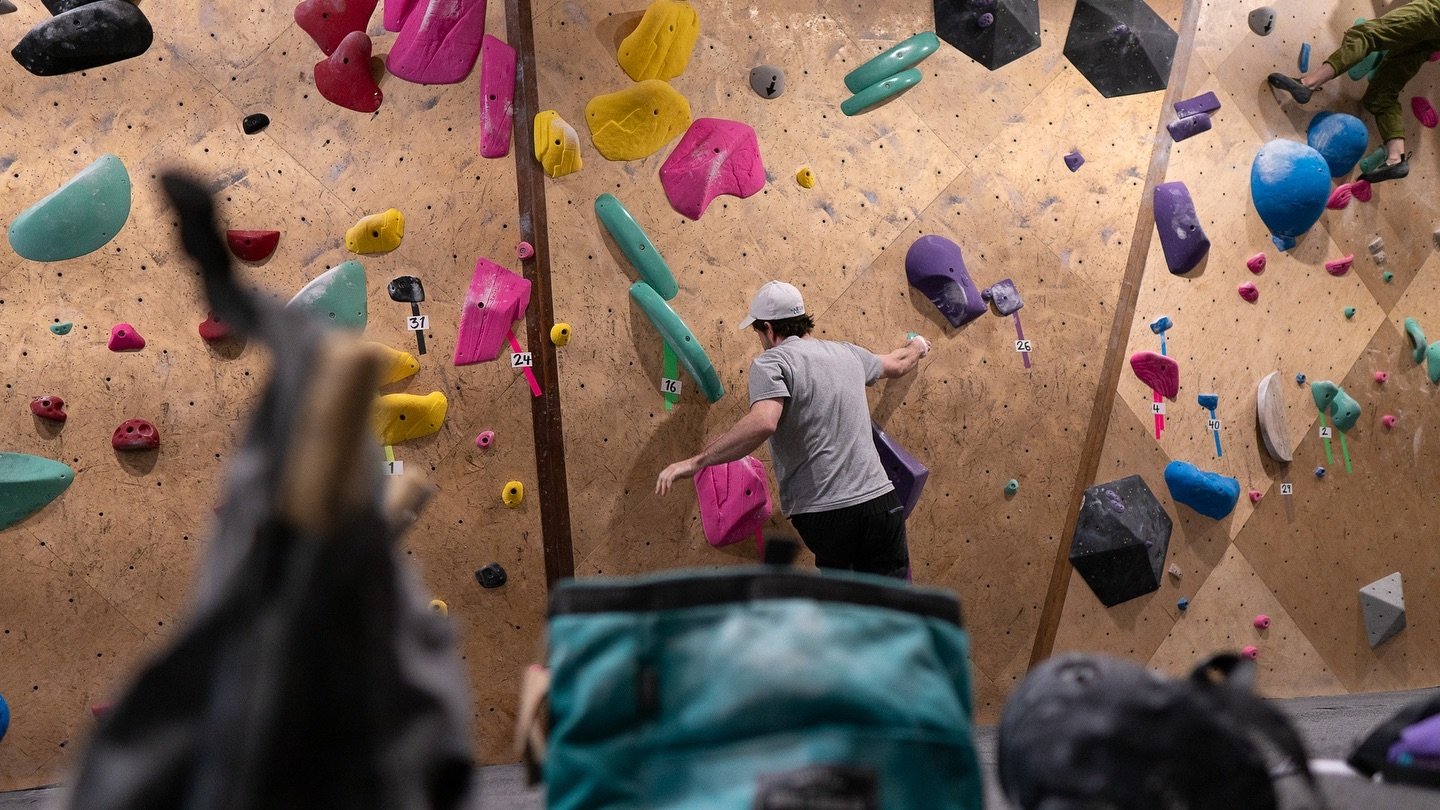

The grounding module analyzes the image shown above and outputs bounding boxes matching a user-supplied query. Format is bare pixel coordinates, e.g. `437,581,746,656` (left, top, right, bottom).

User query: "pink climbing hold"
516,241,534,260
1413,96,1439,128
1237,281,1259,302
1326,183,1355,210
1375,371,1389,384
1253,614,1271,629
478,34,516,158
383,0,419,31
112,418,160,450
1246,253,1266,273
1128,351,1180,400
453,256,531,366
659,118,766,221
475,430,495,448
695,456,773,547
225,229,280,262
198,312,231,342
29,395,66,422
1325,254,1354,276
1248,489,1262,504
387,0,487,85
1351,179,1373,202
108,322,145,351
1241,645,1259,660
1383,414,1397,429
315,31,382,113
294,0,380,56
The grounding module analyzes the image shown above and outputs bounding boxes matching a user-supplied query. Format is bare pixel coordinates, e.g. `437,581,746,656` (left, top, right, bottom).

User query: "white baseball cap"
739,280,806,329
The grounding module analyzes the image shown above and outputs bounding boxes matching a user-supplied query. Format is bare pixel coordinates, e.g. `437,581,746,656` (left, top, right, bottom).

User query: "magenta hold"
1253,614,1271,629
1242,645,1259,659
475,430,495,448
1383,414,1397,429
517,241,534,260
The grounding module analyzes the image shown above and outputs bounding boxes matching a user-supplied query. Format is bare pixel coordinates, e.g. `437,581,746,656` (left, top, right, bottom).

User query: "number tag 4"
406,314,429,331
660,377,682,395
1150,402,1166,415
511,352,534,368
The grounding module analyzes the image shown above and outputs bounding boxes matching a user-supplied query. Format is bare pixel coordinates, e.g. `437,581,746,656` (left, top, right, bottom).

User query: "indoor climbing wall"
0,0,542,788
534,0,1180,719
1054,0,1440,698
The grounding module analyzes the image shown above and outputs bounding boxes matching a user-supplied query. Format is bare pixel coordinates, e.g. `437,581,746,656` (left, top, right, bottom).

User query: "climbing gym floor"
4,0,1440,793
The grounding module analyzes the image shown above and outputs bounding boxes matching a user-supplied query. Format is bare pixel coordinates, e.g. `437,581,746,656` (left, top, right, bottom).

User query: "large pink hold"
1351,180,1373,202
1237,281,1259,302
695,456,773,547
315,31,383,113
108,322,145,351
1326,254,1354,276
1246,253,1266,273
383,0,420,31
1326,183,1356,210
387,0,487,85
295,0,379,55
453,257,531,366
1129,351,1180,400
659,118,766,221
478,34,516,158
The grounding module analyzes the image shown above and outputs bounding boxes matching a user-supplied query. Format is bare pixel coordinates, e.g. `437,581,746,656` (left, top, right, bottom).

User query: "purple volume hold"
1153,181,1210,275
904,234,987,328
1167,112,1212,142
872,423,929,519
1174,91,1221,119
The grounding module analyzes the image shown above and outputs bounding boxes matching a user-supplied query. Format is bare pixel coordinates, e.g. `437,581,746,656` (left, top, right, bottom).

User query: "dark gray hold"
475,563,507,589
748,64,784,99
1063,0,1178,98
42,0,100,12
242,113,270,135
1069,474,1171,606
387,275,425,304
0,0,17,15
1248,6,1276,37
935,0,1041,72
12,0,153,76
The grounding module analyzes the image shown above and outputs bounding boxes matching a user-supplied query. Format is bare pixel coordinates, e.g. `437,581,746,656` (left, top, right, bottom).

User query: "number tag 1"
660,377,682,395
511,352,534,369
384,460,404,476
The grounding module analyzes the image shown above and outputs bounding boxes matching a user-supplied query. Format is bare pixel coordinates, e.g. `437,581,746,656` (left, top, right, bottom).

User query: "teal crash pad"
286,260,368,329
0,452,75,530
8,154,131,262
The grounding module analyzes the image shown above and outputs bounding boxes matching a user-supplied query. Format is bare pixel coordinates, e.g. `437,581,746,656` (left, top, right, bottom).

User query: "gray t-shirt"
748,336,894,516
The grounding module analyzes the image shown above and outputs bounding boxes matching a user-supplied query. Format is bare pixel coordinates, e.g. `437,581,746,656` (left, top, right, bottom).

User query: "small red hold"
1351,180,1373,203
112,418,160,451
1246,253,1266,274
225,229,280,262
198,312,231,342
1413,96,1439,128
29,395,66,422
108,322,145,351
1326,183,1354,210
1241,645,1259,659
516,241,534,260
295,0,380,55
1383,414,1397,429
1253,614,1271,629
1325,254,1354,276
90,703,112,720
315,31,383,114
1375,370,1389,384
1248,489,1262,504
1237,281,1259,302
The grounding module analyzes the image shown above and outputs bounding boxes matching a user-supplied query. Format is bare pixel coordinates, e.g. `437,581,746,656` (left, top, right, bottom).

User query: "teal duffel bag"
544,567,983,809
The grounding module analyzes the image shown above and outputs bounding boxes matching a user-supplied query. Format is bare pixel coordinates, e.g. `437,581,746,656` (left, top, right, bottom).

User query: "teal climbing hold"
286,260,368,329
629,281,724,402
595,194,678,300
8,154,131,262
843,32,939,93
1359,146,1388,175
1428,342,1440,385
1348,50,1383,81
1405,317,1427,364
1383,272,1394,283
1004,479,1019,496
1329,387,1361,431
0,453,75,530
49,321,72,335
1343,307,1356,319
841,68,922,116
1311,379,1339,411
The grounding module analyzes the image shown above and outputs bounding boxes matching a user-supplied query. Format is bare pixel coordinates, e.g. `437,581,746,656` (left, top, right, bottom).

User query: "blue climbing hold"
1251,139,1330,249
1149,315,1172,334
1295,373,1306,385
1196,394,1218,410
1163,460,1240,520
1315,466,1327,478
1177,597,1189,611
1299,43,1311,73
1306,111,1369,177
0,693,8,744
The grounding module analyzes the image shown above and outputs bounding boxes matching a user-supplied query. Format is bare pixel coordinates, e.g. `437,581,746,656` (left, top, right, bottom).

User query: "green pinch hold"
0,453,75,530
1428,343,1440,385
843,31,939,94
1405,317,1427,364
595,193,678,300
1383,272,1394,283
1004,479,1019,496
1343,307,1356,319
49,321,73,335
1329,387,1361,431
1311,379,1339,411
286,260,367,330
8,154,131,262
629,281,724,403
841,68,922,116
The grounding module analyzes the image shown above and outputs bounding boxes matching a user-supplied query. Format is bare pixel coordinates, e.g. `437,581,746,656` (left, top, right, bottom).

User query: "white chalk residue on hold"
1254,139,1309,184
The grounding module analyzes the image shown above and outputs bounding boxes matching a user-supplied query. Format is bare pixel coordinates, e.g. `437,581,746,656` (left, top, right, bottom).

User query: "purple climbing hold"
983,278,1024,315
1173,91,1220,119
1167,112,1212,142
904,234,987,328
978,12,994,28
1153,181,1209,275
872,423,928,519
1064,150,1085,171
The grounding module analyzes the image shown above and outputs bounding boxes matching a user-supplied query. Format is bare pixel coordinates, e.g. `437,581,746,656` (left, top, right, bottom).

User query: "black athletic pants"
789,490,909,580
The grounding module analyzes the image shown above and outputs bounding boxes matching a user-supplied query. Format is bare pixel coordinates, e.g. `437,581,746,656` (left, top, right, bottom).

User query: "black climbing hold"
242,113,270,135
934,0,1041,72
12,0,154,77
1063,0,1178,98
388,275,425,304
475,563,507,589
42,0,100,13
1068,474,1172,606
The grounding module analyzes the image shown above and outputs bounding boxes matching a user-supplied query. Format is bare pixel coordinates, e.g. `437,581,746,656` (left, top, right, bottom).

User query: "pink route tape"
507,329,542,397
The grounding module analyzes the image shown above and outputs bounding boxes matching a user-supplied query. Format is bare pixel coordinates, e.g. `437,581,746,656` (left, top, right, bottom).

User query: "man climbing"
655,280,930,579
1267,0,1440,184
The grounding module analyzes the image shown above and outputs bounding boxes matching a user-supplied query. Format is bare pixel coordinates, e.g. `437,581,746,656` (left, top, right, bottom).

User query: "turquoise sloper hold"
286,260,368,330
843,31,939,93
1328,387,1361,431
0,452,75,530
841,68,922,116
8,154,131,261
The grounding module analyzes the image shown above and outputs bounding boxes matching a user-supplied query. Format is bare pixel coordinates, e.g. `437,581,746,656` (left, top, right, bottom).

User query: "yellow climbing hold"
550,322,572,346
618,0,700,82
371,391,448,445
535,110,583,178
585,80,692,161
372,342,420,386
345,208,405,254
795,167,815,188
429,599,448,616
502,480,524,508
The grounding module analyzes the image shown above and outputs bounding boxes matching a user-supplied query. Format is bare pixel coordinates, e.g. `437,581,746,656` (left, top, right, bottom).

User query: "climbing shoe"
1359,156,1410,184
1267,73,1312,104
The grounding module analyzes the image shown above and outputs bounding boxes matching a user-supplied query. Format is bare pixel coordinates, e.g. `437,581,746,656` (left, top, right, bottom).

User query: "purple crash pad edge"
658,118,765,221
387,0,487,84
478,34,516,158
452,257,531,366
1174,91,1220,119
1167,112,1212,142
1153,181,1210,275
904,234,986,328
872,423,927,519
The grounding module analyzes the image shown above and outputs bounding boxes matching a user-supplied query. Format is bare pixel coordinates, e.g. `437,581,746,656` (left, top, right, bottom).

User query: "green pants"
1323,0,1440,142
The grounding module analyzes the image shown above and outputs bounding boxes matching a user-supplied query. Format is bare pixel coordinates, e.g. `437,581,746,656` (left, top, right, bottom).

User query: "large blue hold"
1251,139,1330,249
1307,111,1369,177
1163,460,1239,520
